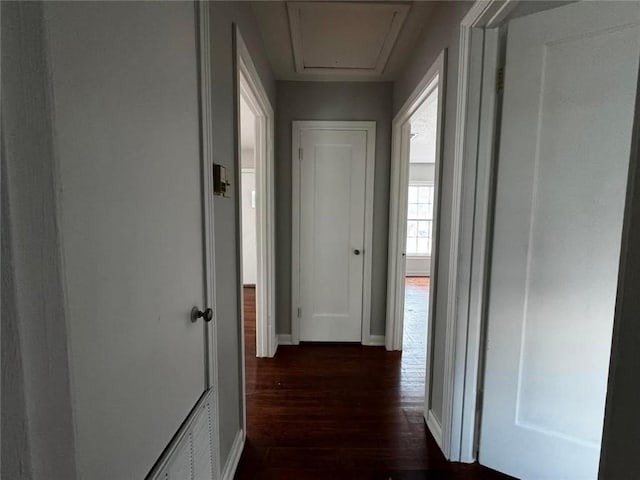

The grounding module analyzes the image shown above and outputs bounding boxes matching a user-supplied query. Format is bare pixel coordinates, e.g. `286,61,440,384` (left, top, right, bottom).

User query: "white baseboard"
363,334,386,346
221,429,245,480
426,410,444,453
280,334,384,346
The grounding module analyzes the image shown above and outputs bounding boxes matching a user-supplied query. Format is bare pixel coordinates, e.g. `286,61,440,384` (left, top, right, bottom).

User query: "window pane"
418,186,429,203
417,237,431,255
408,186,418,203
407,220,417,237
418,220,430,237
418,203,430,219
408,203,418,219
406,236,417,254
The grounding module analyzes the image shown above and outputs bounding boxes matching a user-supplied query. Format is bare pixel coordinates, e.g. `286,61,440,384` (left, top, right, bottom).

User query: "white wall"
240,97,258,286
241,169,257,285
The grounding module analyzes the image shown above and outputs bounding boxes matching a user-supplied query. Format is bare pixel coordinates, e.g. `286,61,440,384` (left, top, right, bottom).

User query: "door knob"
191,307,213,323
354,249,361,255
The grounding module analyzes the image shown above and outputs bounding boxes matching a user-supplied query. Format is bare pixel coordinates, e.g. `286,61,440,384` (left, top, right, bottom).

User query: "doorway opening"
239,90,258,352
385,51,446,448
402,95,438,371
235,27,277,368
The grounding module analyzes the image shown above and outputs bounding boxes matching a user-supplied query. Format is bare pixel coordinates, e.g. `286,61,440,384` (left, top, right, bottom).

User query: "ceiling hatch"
287,2,410,76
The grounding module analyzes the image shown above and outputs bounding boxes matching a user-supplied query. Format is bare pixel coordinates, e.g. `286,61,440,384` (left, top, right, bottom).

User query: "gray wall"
393,0,473,425
275,81,393,336
209,1,276,467
1,3,77,479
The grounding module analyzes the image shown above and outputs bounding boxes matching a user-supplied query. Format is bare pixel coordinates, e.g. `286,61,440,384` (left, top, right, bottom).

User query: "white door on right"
480,3,640,479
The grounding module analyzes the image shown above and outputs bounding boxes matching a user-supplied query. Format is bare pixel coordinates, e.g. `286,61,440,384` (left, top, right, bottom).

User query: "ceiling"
410,87,438,163
250,1,437,82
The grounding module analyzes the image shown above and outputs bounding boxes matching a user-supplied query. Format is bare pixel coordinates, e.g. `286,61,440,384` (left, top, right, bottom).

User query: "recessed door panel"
480,2,640,479
299,128,368,342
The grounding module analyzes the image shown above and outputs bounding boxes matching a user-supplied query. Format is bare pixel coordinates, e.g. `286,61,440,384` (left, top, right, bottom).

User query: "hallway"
235,285,512,479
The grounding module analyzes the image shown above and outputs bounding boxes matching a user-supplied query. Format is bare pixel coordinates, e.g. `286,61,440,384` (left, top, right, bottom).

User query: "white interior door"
44,3,211,477
298,127,368,342
480,3,640,479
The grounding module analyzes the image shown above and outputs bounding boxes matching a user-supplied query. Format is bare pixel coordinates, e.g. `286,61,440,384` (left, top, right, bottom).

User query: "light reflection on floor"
400,277,430,400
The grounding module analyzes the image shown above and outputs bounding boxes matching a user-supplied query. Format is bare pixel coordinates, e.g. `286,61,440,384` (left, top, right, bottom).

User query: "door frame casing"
385,49,446,450
233,25,277,466
291,120,377,345
385,50,445,351
196,1,220,477
235,28,277,359
442,0,521,464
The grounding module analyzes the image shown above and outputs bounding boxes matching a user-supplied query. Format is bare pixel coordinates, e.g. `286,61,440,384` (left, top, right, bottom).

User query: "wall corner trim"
221,429,245,480
364,335,386,346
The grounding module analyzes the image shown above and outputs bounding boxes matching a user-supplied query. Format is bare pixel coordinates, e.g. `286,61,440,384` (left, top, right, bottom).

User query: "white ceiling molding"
286,2,410,76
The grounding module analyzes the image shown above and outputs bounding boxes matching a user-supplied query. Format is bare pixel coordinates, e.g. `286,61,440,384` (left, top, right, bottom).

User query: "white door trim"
291,120,376,345
196,2,221,477
385,49,446,451
385,51,445,352
443,0,518,463
235,28,277,360
233,26,276,454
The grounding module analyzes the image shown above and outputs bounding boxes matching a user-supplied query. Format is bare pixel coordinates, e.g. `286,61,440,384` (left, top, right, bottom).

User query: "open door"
480,2,640,479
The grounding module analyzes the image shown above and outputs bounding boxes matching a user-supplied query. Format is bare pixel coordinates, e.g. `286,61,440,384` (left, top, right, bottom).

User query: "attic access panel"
287,2,410,76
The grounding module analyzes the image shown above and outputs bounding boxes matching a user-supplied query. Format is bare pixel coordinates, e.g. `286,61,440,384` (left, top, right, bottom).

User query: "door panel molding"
479,3,640,478
291,120,376,345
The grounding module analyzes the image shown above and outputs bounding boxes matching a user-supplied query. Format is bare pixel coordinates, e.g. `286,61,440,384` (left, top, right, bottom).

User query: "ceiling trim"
286,1,410,76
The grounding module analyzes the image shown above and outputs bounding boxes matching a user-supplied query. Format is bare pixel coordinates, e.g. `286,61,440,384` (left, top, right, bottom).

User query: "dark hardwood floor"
235,284,513,480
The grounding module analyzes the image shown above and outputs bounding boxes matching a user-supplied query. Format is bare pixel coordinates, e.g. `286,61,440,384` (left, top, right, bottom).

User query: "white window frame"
406,180,435,257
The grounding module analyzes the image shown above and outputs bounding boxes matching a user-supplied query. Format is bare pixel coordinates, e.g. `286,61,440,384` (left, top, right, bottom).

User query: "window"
406,183,434,256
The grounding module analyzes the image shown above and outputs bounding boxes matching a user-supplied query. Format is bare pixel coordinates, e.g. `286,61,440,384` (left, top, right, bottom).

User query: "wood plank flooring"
235,284,513,480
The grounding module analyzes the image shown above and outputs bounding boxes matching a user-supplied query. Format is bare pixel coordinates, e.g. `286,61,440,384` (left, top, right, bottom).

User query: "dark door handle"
354,249,361,255
191,307,213,323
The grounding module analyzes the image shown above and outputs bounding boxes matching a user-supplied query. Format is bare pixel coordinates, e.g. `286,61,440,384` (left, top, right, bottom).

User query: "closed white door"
480,2,640,479
298,127,368,341
44,2,211,478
